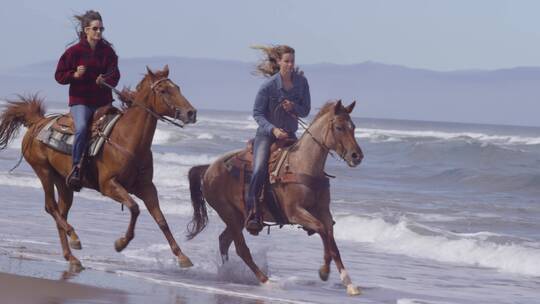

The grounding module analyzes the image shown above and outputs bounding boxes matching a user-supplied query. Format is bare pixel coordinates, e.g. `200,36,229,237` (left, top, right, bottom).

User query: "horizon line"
4,55,540,74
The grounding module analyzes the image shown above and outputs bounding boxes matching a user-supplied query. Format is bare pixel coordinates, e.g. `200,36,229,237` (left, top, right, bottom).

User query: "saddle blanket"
36,114,121,156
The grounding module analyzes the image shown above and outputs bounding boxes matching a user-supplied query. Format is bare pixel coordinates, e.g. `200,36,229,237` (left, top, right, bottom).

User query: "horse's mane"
118,69,169,108
310,100,339,125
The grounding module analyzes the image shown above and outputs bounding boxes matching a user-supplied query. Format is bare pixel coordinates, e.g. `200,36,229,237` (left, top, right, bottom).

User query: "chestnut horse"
187,101,364,296
0,66,196,271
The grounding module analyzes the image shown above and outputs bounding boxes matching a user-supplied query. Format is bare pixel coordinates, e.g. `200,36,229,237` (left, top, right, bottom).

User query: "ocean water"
0,104,539,303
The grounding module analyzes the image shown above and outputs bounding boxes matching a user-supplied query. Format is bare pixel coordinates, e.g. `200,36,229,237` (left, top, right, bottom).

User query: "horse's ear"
163,64,169,77
146,66,156,79
334,99,343,114
345,100,356,114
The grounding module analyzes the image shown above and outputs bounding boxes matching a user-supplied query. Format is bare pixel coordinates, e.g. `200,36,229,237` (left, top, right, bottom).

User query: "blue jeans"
246,134,274,212
70,104,98,166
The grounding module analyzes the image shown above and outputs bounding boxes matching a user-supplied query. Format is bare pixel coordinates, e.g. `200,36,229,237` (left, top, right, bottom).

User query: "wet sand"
0,254,293,304
0,271,124,304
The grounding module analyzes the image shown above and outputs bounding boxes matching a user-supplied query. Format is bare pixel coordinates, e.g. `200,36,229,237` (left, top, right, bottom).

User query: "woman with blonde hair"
246,45,311,234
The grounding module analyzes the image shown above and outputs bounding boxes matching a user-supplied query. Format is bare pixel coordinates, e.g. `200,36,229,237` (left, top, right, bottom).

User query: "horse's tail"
0,94,46,150
186,164,210,240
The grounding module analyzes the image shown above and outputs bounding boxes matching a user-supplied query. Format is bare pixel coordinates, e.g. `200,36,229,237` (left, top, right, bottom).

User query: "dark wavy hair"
68,10,112,47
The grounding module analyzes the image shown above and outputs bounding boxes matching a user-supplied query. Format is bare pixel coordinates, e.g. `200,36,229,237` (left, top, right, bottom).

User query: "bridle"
149,78,185,124
287,109,348,162
101,79,185,128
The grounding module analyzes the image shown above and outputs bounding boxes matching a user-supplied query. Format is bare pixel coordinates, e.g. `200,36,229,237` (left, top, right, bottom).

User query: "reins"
100,81,185,129
283,105,341,162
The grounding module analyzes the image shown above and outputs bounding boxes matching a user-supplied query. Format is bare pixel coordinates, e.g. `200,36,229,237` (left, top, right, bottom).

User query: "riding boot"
245,198,264,236
66,163,82,192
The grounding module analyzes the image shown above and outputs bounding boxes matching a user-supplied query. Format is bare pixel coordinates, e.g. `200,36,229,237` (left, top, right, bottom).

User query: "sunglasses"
88,26,105,32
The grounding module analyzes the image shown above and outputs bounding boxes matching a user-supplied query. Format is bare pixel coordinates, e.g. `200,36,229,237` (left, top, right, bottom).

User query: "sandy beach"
0,271,124,304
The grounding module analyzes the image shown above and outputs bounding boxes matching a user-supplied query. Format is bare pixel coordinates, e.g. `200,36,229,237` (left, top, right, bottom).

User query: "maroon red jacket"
55,39,120,107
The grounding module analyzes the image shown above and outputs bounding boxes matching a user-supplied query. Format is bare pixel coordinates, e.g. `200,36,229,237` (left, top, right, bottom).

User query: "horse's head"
318,100,363,167
142,65,197,124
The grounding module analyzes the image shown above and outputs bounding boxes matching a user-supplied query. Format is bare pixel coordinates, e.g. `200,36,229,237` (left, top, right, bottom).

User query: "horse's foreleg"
318,232,332,282
134,183,193,268
320,212,361,296
291,207,360,295
100,178,140,252
289,208,330,278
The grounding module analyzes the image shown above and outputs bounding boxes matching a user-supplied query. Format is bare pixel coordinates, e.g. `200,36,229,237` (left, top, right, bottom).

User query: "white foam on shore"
334,215,540,277
117,270,313,304
153,152,217,166
0,173,41,188
196,133,214,139
356,128,540,145
198,116,257,130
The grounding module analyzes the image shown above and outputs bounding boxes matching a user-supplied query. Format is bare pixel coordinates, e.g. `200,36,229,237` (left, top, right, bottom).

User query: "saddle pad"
36,114,122,156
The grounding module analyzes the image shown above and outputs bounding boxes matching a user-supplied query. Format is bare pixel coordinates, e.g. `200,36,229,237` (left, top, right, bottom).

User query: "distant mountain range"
1,57,538,127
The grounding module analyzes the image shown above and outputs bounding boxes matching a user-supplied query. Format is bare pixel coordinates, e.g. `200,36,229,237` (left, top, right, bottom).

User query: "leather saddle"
224,138,296,226
51,105,121,137
225,138,296,180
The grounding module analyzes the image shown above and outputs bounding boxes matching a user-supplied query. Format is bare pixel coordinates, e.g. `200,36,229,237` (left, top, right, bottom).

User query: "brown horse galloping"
0,65,196,271
187,100,364,296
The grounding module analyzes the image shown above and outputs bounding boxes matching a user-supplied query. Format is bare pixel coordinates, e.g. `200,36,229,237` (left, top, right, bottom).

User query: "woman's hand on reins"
96,74,105,85
272,128,289,139
282,99,295,113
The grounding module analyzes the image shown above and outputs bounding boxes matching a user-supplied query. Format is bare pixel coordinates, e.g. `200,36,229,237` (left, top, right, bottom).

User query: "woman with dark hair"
246,45,311,233
55,10,120,190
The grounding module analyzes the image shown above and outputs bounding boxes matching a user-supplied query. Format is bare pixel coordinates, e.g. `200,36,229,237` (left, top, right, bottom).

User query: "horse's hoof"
178,256,194,268
319,265,330,281
69,260,84,273
346,284,361,296
257,273,269,284
114,238,127,252
69,239,82,250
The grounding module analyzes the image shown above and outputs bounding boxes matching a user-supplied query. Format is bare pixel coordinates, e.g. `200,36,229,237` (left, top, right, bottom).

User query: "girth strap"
271,172,330,190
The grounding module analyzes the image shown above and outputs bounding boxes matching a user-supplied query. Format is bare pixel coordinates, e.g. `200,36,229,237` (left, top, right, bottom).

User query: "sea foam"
334,215,540,277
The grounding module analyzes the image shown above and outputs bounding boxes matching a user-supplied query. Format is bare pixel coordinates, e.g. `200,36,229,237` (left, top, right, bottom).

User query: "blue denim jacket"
253,71,311,137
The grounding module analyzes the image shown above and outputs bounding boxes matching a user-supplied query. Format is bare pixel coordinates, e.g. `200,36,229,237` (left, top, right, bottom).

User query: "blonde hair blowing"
252,45,300,77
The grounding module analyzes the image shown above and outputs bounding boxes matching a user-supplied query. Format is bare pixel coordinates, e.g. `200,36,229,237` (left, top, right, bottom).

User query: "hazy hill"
1,57,538,126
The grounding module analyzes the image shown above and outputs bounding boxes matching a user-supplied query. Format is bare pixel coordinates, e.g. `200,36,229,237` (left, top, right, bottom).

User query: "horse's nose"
351,151,363,164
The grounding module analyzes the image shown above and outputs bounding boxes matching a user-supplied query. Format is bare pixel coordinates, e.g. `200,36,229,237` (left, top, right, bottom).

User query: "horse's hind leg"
219,226,234,263
100,178,140,252
227,217,268,283
32,165,82,270
134,183,193,268
53,174,81,250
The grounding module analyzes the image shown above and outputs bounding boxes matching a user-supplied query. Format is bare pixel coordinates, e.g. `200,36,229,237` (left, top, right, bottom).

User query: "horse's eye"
159,88,167,94
336,125,344,131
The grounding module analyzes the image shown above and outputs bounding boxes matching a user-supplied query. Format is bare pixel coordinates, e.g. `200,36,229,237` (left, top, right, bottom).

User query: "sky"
1,0,540,71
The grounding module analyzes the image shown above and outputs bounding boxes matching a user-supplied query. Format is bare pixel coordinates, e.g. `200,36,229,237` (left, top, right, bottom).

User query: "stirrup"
66,165,82,192
245,211,263,236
